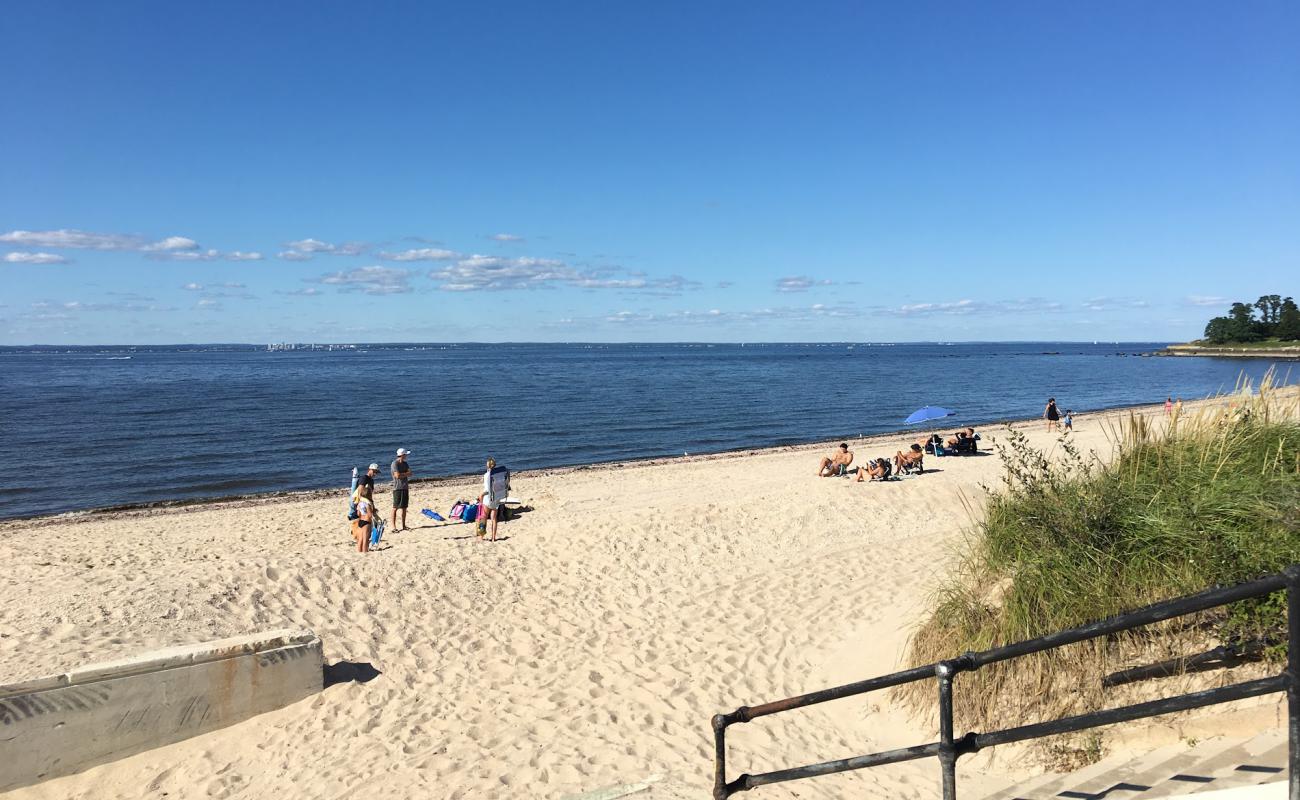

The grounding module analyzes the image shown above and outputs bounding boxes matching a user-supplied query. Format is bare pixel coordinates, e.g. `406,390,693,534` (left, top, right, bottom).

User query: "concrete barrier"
0,628,323,793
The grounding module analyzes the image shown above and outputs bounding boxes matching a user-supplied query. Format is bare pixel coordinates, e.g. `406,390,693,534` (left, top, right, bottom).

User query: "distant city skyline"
3,2,1296,344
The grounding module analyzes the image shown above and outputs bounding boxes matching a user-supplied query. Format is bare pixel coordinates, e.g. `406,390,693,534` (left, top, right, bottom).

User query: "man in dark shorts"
391,448,412,531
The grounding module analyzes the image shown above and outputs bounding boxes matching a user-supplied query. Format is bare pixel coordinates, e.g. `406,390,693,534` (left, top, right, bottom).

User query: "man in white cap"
390,448,412,531
361,463,380,496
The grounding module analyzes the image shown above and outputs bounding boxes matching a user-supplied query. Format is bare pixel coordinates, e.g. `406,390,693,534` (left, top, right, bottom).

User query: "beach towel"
421,508,445,522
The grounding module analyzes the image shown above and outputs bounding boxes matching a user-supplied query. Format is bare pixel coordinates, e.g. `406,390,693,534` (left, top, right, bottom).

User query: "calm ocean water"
0,342,1293,520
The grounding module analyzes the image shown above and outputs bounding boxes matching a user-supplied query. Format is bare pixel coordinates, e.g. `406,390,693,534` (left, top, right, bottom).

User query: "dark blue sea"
0,342,1293,520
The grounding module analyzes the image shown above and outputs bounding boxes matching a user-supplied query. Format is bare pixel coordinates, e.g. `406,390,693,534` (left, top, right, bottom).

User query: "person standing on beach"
1165,396,1173,415
391,448,412,532
361,462,379,496
1044,398,1061,432
481,457,508,542
351,480,375,553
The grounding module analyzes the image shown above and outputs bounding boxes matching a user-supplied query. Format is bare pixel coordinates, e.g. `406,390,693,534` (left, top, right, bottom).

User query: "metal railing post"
1286,565,1299,800
937,661,958,800
713,714,729,800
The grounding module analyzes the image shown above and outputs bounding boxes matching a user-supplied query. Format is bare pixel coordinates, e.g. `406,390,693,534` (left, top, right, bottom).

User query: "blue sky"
3,1,1296,344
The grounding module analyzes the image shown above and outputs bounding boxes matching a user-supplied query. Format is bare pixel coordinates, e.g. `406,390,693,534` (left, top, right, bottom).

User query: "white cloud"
315,265,414,295
380,247,460,262
1186,295,1229,307
776,276,834,293
880,298,1065,317
182,282,204,291
491,233,524,242
431,255,571,292
429,255,698,295
277,287,322,297
284,238,366,258
1081,296,1150,312
0,229,142,250
226,251,263,261
158,248,220,262
278,250,313,261
142,236,199,252
579,303,860,327
196,298,223,310
287,238,336,253
4,251,68,264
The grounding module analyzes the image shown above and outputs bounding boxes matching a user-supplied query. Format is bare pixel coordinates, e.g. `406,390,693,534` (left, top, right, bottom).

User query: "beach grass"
901,373,1300,756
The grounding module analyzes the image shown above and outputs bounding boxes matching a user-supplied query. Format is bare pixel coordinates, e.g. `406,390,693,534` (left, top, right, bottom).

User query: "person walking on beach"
818,443,854,477
1044,398,1061,432
1165,396,1173,415
481,457,509,542
391,448,412,532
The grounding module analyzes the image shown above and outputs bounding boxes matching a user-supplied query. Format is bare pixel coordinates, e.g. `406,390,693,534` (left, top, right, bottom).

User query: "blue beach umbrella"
905,406,955,425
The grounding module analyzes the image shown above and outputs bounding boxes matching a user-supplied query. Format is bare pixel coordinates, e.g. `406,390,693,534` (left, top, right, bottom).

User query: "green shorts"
392,488,409,509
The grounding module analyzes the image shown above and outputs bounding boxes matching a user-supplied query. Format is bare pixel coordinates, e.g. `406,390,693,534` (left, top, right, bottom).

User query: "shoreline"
1157,344,1300,360
1,396,1182,527
2,390,1290,799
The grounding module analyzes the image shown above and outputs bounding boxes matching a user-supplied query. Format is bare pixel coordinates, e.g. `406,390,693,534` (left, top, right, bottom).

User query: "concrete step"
1141,731,1287,798
988,735,1249,800
1109,736,1260,799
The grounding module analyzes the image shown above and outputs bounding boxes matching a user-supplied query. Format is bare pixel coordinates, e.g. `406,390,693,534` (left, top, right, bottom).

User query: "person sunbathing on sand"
818,443,854,477
945,427,975,448
351,483,375,553
894,443,925,474
856,457,892,482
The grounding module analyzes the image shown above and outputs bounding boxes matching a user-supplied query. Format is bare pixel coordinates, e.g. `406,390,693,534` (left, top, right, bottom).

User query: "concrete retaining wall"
0,628,322,793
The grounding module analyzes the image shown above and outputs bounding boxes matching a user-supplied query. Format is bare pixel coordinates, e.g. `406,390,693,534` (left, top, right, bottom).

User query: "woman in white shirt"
480,457,507,542
351,484,374,553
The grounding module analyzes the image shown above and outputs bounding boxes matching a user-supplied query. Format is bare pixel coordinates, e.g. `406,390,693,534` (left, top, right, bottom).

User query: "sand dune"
0,400,1267,799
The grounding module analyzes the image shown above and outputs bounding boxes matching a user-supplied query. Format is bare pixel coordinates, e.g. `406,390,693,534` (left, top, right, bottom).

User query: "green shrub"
901,377,1300,742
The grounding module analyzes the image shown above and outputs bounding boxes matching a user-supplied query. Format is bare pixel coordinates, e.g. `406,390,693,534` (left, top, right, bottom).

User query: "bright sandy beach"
0,398,1284,799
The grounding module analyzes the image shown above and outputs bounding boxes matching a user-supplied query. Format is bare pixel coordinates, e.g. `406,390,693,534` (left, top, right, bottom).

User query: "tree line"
1202,294,1300,344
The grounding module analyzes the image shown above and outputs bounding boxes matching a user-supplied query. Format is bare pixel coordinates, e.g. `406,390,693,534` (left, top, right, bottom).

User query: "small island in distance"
1160,293,1300,359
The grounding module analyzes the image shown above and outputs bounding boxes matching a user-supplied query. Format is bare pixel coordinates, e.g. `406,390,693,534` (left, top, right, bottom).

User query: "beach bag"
449,500,468,519
488,466,510,499
461,503,479,522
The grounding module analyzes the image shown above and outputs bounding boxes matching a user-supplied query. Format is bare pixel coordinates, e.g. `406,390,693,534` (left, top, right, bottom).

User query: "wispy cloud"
1185,295,1230,308
282,238,367,259
380,247,460,262
1081,296,1150,312
570,303,860,327
1,228,267,264
491,233,524,242
0,229,142,250
29,298,176,315
4,251,68,264
878,298,1064,317
430,255,698,295
314,265,414,295
141,236,199,252
776,276,834,293
277,287,323,297
153,248,221,262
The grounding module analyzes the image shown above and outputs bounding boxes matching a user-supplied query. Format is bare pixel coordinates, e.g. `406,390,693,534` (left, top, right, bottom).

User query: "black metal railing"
712,565,1300,799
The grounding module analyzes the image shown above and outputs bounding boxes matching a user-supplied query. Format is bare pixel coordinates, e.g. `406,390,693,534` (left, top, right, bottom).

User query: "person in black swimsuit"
1045,397,1061,432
